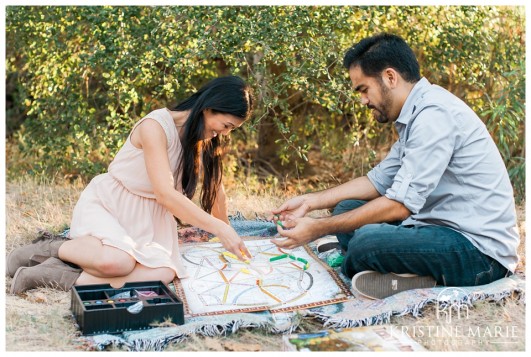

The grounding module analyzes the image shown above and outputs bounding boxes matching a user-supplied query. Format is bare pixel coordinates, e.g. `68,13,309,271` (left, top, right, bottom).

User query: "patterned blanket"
74,217,526,351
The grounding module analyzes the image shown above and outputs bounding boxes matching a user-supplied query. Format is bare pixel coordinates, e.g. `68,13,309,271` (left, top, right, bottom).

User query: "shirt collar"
395,77,431,126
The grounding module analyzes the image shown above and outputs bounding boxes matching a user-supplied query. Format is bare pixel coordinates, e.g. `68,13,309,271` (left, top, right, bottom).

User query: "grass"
3,176,526,351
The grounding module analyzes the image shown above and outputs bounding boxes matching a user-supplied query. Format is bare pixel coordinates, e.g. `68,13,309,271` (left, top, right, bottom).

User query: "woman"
9,75,255,294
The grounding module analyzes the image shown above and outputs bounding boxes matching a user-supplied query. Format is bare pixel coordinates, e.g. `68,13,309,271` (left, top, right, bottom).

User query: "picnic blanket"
71,217,525,351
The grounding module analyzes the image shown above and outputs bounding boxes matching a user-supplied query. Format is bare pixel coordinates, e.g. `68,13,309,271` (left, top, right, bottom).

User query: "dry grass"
3,176,526,351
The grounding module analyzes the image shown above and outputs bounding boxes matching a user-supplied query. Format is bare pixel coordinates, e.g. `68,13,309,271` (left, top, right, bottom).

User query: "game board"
174,237,352,316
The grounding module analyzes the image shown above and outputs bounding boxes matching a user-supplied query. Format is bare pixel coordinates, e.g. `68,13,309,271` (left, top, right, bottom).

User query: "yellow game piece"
240,249,252,259
222,251,251,263
209,237,220,242
240,268,251,274
222,251,238,260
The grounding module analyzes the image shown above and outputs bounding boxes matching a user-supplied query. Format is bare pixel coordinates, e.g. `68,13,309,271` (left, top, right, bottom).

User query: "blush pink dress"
69,108,188,278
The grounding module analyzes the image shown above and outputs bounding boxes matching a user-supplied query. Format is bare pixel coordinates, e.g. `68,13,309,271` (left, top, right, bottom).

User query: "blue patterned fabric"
73,219,525,351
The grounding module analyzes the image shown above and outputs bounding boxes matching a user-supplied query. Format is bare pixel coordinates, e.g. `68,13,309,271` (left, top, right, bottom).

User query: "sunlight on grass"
4,176,526,352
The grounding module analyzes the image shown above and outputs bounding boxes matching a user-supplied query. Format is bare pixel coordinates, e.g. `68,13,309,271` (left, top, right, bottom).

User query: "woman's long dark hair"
171,76,254,213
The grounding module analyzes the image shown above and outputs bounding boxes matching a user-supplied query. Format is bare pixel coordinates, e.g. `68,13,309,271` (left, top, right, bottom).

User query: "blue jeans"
333,200,510,286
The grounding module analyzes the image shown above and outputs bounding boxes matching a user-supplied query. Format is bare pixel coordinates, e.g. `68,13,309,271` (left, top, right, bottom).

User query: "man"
271,33,519,300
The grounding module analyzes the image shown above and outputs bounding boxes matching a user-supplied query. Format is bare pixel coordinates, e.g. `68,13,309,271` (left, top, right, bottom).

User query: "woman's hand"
216,224,252,261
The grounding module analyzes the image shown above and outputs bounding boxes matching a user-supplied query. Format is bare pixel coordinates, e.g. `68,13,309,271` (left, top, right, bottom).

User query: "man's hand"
271,217,323,249
269,195,311,222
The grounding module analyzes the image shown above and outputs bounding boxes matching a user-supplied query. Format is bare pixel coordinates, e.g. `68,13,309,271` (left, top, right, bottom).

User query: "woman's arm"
133,119,250,259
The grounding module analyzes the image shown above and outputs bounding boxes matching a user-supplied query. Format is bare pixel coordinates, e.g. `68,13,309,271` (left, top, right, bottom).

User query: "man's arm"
273,179,411,249
319,195,411,234
272,176,381,221
304,176,382,211
274,196,410,249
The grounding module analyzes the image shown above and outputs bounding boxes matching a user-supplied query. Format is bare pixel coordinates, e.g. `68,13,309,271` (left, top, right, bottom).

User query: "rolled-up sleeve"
367,140,401,195
385,106,459,214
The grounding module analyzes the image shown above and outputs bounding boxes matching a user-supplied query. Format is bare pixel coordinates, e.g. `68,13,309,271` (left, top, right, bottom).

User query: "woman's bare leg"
75,264,176,288
58,235,176,287
58,235,136,277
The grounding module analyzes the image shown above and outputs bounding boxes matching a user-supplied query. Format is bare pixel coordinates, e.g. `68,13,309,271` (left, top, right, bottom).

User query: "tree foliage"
5,6,525,201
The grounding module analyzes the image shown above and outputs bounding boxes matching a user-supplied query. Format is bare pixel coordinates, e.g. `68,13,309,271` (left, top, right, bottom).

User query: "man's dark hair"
343,33,421,83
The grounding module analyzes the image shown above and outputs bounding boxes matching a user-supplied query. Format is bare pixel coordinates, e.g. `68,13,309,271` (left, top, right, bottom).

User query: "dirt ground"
3,178,527,352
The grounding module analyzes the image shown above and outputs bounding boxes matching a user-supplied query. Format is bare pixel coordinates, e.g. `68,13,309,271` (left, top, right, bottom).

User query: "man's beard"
370,82,393,123
371,106,389,123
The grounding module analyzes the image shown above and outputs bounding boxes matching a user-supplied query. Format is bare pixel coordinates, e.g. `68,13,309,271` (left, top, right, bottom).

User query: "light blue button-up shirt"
367,78,519,272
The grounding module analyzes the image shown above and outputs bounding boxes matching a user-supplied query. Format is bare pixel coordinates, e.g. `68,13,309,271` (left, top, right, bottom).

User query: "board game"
283,325,427,351
174,238,352,316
